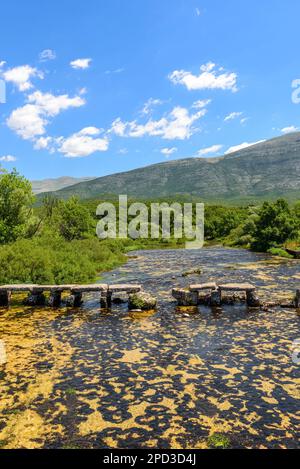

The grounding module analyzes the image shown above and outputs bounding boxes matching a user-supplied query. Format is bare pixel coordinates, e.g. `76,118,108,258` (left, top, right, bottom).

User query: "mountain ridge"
31,176,95,194
37,132,300,204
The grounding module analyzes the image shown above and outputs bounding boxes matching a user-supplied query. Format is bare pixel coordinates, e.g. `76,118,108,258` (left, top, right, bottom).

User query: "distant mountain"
38,133,300,204
31,176,95,194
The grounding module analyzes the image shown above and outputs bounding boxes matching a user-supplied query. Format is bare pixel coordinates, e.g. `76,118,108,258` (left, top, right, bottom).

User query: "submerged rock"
182,268,202,277
128,292,157,311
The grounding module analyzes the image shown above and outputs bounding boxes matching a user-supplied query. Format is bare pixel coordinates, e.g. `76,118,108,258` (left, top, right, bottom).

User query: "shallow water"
0,247,299,449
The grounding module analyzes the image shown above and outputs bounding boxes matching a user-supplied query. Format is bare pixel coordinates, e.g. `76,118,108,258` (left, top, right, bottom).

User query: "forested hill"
39,132,300,203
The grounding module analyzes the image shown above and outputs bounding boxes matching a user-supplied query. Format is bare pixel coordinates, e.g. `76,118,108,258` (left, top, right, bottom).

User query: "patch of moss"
182,268,202,277
207,433,231,449
65,388,77,396
0,440,8,449
129,293,157,311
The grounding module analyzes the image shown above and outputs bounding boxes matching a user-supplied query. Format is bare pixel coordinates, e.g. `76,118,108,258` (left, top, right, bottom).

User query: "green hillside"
39,132,300,204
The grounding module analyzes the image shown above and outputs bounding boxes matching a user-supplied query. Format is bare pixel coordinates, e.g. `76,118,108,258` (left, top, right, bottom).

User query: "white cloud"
0,155,17,162
110,118,127,137
0,61,6,68
118,148,128,155
281,126,298,134
39,49,56,62
7,90,85,141
7,104,47,140
161,147,177,156
2,65,44,91
225,140,266,155
58,127,109,157
197,144,223,156
169,62,238,92
111,106,207,141
27,91,85,116
192,99,212,109
34,136,53,150
240,117,249,124
141,98,163,115
70,58,92,70
224,111,243,122
77,126,103,136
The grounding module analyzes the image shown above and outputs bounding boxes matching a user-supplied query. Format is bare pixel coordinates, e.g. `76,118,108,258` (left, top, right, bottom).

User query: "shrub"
268,247,293,259
251,199,299,251
0,236,127,284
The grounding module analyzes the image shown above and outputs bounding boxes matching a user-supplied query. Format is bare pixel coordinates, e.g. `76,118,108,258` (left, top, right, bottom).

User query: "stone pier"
0,290,11,307
172,282,263,308
295,290,300,308
172,289,199,306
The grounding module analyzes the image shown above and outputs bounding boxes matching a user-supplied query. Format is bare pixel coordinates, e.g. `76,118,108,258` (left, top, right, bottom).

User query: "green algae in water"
0,247,299,449
208,433,231,449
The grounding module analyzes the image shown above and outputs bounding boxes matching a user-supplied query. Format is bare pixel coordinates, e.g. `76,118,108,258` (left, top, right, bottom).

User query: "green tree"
0,169,34,244
251,199,298,251
205,206,247,240
52,197,94,241
41,194,60,221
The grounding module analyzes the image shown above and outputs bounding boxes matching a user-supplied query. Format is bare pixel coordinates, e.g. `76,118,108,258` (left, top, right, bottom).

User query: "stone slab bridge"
173,282,261,307
0,284,142,308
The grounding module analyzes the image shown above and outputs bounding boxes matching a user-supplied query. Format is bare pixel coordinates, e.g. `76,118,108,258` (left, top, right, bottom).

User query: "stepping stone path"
0,284,142,309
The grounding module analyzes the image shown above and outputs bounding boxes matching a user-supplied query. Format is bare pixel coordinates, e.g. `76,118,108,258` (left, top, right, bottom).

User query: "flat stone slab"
218,283,256,292
109,284,142,293
71,284,108,293
190,283,217,291
0,284,37,292
0,284,109,293
32,285,75,293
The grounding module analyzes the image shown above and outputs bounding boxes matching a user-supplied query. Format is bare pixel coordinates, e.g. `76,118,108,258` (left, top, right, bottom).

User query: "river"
0,247,299,449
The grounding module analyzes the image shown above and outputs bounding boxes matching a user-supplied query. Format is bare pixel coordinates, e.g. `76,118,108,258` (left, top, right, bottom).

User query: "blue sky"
0,0,300,180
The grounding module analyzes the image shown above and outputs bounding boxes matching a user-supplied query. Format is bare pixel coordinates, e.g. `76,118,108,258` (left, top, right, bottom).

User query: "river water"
0,247,299,449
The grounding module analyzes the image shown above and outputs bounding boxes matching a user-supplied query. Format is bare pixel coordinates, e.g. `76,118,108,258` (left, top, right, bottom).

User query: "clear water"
0,247,299,449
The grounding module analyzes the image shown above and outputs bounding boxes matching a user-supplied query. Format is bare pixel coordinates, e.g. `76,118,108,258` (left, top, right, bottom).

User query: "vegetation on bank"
0,169,300,285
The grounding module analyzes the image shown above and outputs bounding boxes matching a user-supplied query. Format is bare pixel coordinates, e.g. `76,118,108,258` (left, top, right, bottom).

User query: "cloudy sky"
0,0,300,180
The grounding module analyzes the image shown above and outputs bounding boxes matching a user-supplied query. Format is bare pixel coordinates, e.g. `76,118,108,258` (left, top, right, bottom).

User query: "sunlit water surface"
0,247,299,449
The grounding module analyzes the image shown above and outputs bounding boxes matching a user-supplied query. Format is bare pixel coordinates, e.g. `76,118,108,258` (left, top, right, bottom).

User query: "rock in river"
128,292,157,311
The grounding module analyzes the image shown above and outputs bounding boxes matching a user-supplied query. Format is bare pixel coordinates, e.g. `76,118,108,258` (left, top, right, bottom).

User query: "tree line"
0,169,299,284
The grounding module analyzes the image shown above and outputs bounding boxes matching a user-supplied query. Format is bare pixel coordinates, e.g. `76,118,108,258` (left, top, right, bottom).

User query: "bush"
0,235,127,284
0,169,34,244
251,199,299,252
268,247,293,258
52,197,94,241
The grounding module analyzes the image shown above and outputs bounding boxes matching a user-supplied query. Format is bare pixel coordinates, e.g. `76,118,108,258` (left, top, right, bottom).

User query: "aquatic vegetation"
207,433,231,449
182,268,202,277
